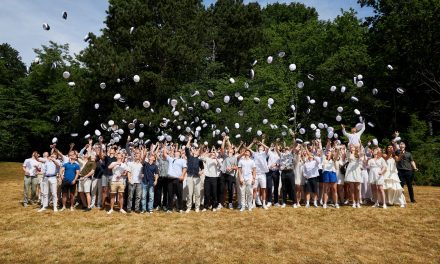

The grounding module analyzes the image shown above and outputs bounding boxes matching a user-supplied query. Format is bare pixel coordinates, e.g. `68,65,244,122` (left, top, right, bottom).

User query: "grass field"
0,162,439,263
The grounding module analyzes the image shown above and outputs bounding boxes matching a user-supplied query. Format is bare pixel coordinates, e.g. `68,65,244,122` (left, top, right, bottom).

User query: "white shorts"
253,173,266,189
78,178,91,192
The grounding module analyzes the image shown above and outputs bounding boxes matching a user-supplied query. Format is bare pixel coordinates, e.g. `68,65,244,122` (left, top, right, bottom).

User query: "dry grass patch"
0,162,439,263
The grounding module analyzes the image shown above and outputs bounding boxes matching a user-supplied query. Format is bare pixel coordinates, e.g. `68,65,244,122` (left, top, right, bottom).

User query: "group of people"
22,122,418,214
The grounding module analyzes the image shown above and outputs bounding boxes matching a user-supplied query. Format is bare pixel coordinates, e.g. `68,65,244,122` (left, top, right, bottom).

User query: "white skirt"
384,173,406,205
345,163,362,183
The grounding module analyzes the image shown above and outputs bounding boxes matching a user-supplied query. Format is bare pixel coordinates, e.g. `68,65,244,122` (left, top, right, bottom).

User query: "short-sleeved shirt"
63,162,80,184
111,162,130,182
267,150,280,171
253,152,269,174
43,160,57,176
166,156,187,178
238,158,256,181
303,157,320,179
395,150,413,171
221,155,237,176
80,161,96,177
104,156,117,176
127,161,143,184
23,158,40,177
143,162,159,185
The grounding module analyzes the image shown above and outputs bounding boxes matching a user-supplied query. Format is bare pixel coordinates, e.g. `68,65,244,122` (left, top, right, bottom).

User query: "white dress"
368,158,387,185
294,159,305,185
335,159,345,185
384,158,406,205
345,154,363,183
361,160,372,199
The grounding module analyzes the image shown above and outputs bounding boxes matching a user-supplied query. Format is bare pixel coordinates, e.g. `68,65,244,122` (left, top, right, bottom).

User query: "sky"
0,0,373,67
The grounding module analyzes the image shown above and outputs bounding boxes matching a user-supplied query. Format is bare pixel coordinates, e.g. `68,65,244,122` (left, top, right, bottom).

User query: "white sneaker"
400,204,405,208
228,203,233,209
217,203,223,209
256,199,262,206
296,203,302,208
335,204,340,209
267,202,272,208
274,203,280,207
195,208,200,213
306,204,310,208
262,204,268,210
240,208,245,212
352,203,357,208
166,210,172,213
248,208,252,212
60,207,66,212
344,200,349,205
185,209,191,213
293,204,298,209
383,204,387,209
74,202,79,208
319,199,323,205
372,203,379,208
281,203,286,208
212,208,217,212
70,207,74,211
323,204,328,209
37,207,47,212
313,202,318,208
202,208,207,212
120,209,127,214
107,209,113,214
179,210,183,213
356,203,361,208
53,207,58,212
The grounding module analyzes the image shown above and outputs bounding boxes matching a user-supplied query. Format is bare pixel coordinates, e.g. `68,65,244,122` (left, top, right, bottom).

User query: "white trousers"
240,179,253,209
186,176,201,210
91,178,102,207
41,177,57,209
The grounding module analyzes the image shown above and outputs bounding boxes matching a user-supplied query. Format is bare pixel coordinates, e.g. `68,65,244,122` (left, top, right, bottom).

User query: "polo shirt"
143,162,159,185
395,150,413,171
166,156,187,178
238,158,256,181
63,162,80,184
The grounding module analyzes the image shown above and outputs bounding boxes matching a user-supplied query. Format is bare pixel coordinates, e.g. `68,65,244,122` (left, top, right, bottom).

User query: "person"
200,147,221,212
237,149,256,212
78,153,96,211
185,136,202,212
303,151,320,208
294,146,306,207
266,142,280,207
334,144,346,205
126,151,143,213
100,147,117,209
155,143,169,211
395,141,418,203
248,139,269,209
91,152,105,209
60,151,80,211
219,136,238,209
322,149,339,209
38,152,60,212
107,151,131,214
344,145,364,208
163,145,187,213
383,145,406,207
22,151,41,207
142,152,159,213
341,121,365,147
279,145,296,208
368,148,388,209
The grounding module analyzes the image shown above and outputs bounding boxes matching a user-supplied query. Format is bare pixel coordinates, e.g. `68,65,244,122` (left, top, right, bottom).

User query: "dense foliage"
0,0,438,185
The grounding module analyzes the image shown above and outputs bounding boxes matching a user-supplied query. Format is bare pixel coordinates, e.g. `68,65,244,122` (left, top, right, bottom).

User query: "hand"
251,179,255,185
72,179,76,184
70,143,75,148
178,176,184,182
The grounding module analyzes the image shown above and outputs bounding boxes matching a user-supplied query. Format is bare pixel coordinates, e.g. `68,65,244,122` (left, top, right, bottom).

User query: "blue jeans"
141,182,154,212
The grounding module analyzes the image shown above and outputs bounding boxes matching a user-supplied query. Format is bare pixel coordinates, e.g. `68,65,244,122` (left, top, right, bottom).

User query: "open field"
0,162,439,263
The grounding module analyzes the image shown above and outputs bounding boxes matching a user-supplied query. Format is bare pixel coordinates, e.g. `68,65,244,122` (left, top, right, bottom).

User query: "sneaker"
335,204,340,209
60,207,66,212
274,203,280,207
293,204,298,209
281,203,286,208
37,207,47,212
23,203,28,208
344,200,349,205
53,208,58,212
217,204,223,209
212,208,217,212
195,208,200,213
306,204,310,208
400,204,406,208
319,199,323,205
313,202,318,208
256,199,262,206
267,202,272,208
74,202,79,208
372,202,379,208
356,203,361,208
323,204,328,209
296,203,302,208
352,203,356,208
149,211,153,214
262,204,268,210
155,206,160,211
83,207,91,212
120,209,127,214
240,208,245,212
202,208,207,212
179,210,183,213
248,208,252,212
228,203,233,209
70,207,74,211
107,209,113,214
140,211,145,214
383,204,387,209
166,210,172,214
185,209,191,213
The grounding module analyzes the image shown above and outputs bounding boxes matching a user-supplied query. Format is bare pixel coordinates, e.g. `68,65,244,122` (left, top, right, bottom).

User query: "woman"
302,151,320,208
334,146,346,205
368,148,387,209
344,145,364,208
384,145,406,207
322,150,339,208
294,146,305,207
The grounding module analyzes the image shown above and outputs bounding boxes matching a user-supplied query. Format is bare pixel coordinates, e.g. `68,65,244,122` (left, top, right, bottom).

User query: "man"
248,139,270,209
91,149,104,209
22,151,41,207
101,147,117,209
142,153,159,213
185,136,202,213
38,153,60,212
155,145,169,211
395,141,418,203
163,145,187,213
78,154,96,212
266,143,281,207
279,146,297,208
200,147,221,212
107,151,131,214
60,151,80,211
237,149,256,212
126,151,143,213
219,136,238,209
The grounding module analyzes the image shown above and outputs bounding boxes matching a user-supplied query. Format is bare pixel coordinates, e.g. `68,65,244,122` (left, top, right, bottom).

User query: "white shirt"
342,123,365,146
166,156,187,178
267,150,280,171
111,162,130,182
253,151,269,174
127,161,143,184
43,160,58,176
201,156,220,177
238,158,256,181
322,158,336,173
23,158,40,177
303,157,320,179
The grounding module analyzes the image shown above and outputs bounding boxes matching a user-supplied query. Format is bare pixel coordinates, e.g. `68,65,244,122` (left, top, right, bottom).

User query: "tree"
0,43,26,86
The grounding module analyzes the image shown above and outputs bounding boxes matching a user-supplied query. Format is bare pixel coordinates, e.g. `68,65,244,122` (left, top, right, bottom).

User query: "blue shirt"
63,162,80,184
185,148,200,176
143,162,159,185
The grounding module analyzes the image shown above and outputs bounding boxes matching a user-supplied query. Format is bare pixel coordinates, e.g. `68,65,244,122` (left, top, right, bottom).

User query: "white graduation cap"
268,98,274,105
108,120,115,126
356,81,364,88
238,110,244,116
229,78,235,84
337,106,343,113
100,82,106,89
215,108,221,114
254,97,260,103
291,104,296,111
267,56,273,64
207,90,214,97
246,127,252,133
143,101,150,108
173,111,179,117
328,131,334,138
299,128,306,134
133,75,140,83
68,82,75,87
357,74,363,80
336,115,342,122
95,130,101,136
54,116,60,122
318,123,324,129
289,64,296,71
94,103,99,109
351,96,359,102
114,93,121,100
70,133,78,137
235,134,241,138
310,124,317,130
238,96,243,101
84,134,90,139
387,64,393,70
372,88,378,95
128,123,135,130
191,90,200,97
250,69,255,79
297,81,304,89
396,87,405,94
244,82,249,89
323,101,328,108
367,122,375,128
278,51,286,57
341,86,346,93
256,130,263,136
263,119,268,124
307,74,315,81
170,99,178,107
62,71,70,79
330,86,337,92
224,95,230,103
52,137,58,143
84,120,90,126
309,99,316,104
354,109,361,115
355,123,364,131
252,60,258,66
234,92,240,98
130,26,135,34
372,138,379,146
